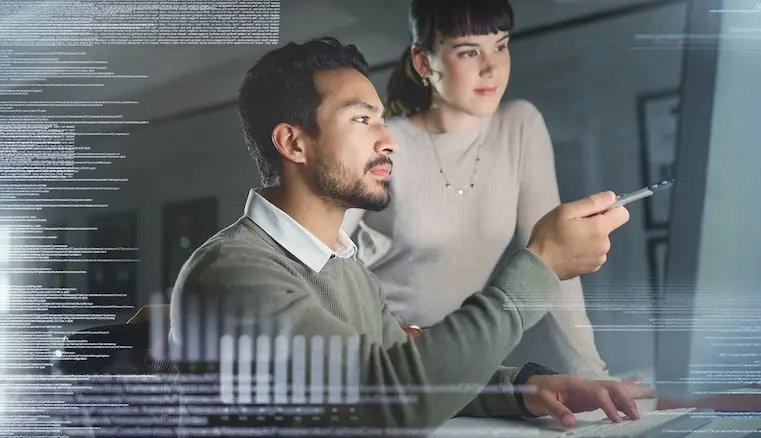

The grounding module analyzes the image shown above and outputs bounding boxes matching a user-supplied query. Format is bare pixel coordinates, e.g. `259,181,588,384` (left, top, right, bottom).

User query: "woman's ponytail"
384,48,432,118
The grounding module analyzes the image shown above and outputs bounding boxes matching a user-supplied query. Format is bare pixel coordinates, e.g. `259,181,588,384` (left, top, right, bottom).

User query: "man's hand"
527,191,630,280
522,374,640,428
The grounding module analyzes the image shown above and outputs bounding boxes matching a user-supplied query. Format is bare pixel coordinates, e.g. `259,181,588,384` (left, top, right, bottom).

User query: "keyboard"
558,407,714,438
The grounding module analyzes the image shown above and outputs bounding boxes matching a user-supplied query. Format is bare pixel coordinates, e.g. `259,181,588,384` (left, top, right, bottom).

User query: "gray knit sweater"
169,216,561,436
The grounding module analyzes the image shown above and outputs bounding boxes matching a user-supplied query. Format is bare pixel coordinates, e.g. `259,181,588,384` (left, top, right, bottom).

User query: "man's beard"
312,153,391,211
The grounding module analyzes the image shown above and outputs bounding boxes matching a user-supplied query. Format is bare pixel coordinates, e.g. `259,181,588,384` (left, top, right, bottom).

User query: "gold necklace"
423,116,483,195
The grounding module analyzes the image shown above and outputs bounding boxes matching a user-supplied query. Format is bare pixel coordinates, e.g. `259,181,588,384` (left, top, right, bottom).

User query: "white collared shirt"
243,189,357,273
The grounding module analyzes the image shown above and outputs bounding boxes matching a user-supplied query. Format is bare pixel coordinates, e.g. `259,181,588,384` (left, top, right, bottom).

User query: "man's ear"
271,122,308,164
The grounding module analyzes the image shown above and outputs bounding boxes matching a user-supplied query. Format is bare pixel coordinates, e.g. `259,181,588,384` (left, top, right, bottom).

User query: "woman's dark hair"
385,0,514,118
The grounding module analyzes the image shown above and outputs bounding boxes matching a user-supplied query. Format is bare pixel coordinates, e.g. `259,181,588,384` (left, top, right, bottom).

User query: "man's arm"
374,265,536,420
183,243,561,433
454,366,523,418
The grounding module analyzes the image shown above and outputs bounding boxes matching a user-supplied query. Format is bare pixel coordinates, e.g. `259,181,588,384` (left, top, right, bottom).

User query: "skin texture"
263,68,397,250
411,31,510,133
525,374,641,428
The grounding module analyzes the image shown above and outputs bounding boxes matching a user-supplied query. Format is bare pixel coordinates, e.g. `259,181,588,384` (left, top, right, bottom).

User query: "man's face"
307,68,397,211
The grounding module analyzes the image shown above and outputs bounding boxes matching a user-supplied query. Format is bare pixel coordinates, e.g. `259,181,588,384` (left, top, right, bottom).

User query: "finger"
622,375,643,384
538,391,576,428
624,381,656,399
600,205,631,231
607,383,640,420
591,385,623,423
565,191,617,219
620,375,656,399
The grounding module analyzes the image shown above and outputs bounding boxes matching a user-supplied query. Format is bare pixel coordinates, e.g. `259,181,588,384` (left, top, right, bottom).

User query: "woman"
342,0,651,394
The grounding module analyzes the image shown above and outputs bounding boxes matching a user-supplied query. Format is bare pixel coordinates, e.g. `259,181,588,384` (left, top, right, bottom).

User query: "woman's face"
416,30,511,117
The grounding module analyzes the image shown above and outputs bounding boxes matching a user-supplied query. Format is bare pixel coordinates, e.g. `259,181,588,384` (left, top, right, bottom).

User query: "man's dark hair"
238,37,369,187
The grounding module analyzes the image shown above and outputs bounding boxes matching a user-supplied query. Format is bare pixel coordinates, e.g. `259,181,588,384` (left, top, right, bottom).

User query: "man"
170,37,638,436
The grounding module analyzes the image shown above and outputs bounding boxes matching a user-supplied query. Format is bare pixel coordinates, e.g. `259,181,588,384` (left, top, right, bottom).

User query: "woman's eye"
459,50,478,58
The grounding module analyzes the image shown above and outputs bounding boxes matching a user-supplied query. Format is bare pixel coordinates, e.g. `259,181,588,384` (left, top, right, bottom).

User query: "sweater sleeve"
372,272,526,419
455,366,523,418
513,101,613,380
185,243,560,435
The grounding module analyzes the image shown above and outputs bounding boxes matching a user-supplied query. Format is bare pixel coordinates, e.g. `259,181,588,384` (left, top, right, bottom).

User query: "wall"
51,106,255,323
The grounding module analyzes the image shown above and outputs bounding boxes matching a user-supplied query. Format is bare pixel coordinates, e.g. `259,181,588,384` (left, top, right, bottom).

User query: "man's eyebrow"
341,100,384,115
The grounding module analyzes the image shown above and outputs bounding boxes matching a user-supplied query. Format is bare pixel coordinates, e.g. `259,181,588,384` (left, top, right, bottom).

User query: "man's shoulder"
174,216,301,288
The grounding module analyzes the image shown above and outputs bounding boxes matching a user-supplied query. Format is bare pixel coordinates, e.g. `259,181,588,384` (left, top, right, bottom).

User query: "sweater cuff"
480,366,524,417
513,362,559,418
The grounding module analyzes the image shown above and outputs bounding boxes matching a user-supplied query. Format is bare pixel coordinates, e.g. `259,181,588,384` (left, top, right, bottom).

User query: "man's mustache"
365,156,393,173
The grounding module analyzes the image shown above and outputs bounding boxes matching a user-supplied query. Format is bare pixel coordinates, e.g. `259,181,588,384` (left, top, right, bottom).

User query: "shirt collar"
243,189,357,272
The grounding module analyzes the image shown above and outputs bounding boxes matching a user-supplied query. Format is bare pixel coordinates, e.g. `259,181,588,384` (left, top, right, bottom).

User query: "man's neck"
260,184,345,251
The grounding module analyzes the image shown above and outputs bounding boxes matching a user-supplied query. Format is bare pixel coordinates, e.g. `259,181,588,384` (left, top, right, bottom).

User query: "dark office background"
14,0,758,382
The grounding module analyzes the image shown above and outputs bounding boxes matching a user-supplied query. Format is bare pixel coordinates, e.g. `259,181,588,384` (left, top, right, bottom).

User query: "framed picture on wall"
638,90,680,229
87,210,138,309
162,197,218,296
647,235,669,300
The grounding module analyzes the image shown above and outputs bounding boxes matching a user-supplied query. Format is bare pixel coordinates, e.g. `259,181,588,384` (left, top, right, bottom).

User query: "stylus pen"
609,179,675,209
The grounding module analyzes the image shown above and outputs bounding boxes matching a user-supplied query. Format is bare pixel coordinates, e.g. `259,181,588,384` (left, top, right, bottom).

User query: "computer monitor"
655,0,761,400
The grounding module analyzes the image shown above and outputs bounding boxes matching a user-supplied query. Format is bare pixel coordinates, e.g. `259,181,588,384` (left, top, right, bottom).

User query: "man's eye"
354,116,370,124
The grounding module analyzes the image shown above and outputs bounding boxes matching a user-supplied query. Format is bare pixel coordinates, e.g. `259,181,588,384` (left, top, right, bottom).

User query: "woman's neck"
415,104,481,134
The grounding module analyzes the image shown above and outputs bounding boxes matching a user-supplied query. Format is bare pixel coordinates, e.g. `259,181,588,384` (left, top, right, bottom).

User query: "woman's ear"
410,46,431,80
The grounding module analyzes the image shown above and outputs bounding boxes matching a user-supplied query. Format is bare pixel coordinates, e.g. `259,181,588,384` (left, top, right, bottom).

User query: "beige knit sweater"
342,100,612,379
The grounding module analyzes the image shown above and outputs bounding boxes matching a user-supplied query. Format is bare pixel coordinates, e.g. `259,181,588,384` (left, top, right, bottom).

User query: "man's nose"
377,126,398,155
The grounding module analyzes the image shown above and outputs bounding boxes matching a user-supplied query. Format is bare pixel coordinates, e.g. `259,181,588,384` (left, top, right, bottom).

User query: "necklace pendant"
457,189,464,195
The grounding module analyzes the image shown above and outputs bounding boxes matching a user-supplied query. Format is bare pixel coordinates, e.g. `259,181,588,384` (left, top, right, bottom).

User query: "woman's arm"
513,101,612,380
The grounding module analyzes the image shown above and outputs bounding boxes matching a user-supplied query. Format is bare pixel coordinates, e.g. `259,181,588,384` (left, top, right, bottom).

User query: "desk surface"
432,397,761,437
